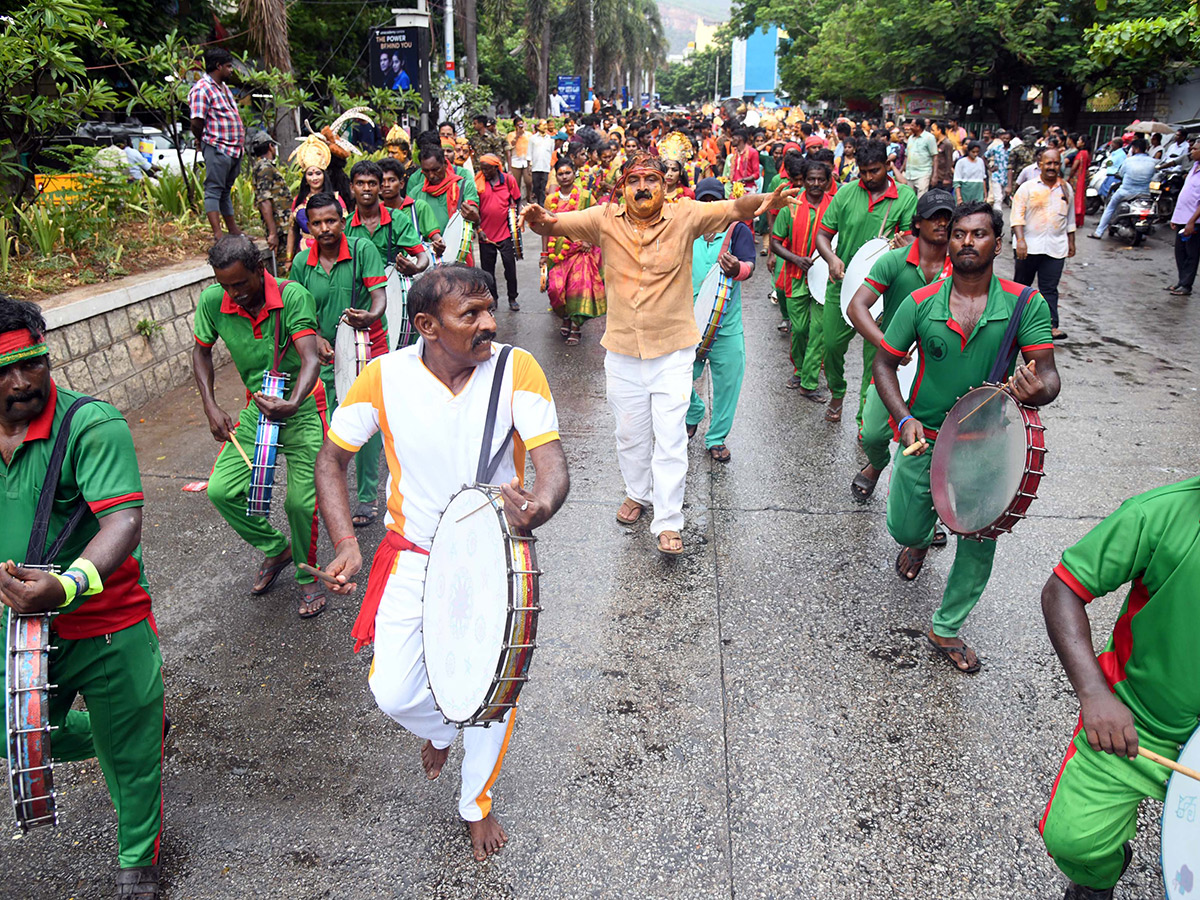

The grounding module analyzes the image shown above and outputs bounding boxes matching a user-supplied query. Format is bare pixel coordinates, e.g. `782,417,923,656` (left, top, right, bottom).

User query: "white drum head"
694,263,724,333
840,237,891,326
333,319,364,401
440,213,466,264
807,233,837,306
1162,729,1200,898
384,267,412,352
423,488,510,723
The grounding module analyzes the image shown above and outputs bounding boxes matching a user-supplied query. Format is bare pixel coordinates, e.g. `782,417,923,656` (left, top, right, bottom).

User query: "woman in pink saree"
542,159,606,345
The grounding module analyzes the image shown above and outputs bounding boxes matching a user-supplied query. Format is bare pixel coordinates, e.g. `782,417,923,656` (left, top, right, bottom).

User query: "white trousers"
604,347,694,535
368,550,515,822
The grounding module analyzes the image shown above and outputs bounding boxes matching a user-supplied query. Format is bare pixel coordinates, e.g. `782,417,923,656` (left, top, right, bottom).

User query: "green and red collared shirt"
344,203,424,268
863,240,953,332
392,196,442,242
880,275,1053,436
193,273,322,414
287,234,388,346
0,382,152,640
817,176,918,272
1054,476,1200,744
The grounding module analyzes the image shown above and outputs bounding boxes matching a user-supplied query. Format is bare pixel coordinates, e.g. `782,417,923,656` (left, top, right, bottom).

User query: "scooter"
1085,166,1116,216
1109,193,1157,246
1150,170,1186,223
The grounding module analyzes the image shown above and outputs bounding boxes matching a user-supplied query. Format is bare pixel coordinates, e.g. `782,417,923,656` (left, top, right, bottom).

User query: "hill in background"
658,0,730,55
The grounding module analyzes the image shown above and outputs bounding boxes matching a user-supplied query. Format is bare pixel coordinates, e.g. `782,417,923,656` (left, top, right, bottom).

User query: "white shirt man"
549,90,565,117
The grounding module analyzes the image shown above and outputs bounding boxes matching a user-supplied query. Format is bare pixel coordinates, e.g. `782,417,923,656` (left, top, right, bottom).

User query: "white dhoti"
603,346,695,535
368,550,515,822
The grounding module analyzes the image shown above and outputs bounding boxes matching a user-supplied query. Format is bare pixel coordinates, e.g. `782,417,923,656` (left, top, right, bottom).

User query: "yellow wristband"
69,558,104,596
51,573,79,608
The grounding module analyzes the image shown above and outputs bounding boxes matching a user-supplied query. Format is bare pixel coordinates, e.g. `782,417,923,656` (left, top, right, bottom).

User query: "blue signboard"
557,76,582,113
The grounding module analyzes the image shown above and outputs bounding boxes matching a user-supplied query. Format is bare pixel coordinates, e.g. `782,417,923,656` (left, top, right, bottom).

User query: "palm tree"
524,0,552,116
240,0,298,145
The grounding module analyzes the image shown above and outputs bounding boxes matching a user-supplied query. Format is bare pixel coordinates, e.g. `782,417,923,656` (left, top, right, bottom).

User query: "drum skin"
423,486,541,727
6,607,57,831
806,233,837,306
246,371,287,518
694,263,732,362
384,267,417,352
439,213,475,265
334,318,371,401
929,385,1046,541
1162,729,1200,898
839,237,890,326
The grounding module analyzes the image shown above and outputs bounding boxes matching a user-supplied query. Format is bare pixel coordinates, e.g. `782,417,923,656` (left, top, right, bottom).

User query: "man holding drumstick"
521,154,799,556
1039,476,1200,899
873,201,1060,673
314,265,569,861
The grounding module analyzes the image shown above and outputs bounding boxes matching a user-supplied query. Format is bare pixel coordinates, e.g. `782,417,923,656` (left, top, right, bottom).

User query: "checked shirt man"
193,235,329,617
873,202,1060,674
0,294,167,898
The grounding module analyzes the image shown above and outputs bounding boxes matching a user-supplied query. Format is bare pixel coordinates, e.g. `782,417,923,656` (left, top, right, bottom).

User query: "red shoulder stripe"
909,279,945,305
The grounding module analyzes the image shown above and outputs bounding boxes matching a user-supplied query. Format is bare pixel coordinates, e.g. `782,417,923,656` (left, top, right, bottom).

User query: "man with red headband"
521,155,799,556
0,294,166,898
475,153,522,310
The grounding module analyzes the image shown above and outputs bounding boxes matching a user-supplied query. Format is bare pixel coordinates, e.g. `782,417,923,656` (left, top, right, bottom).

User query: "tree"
0,0,135,206
240,0,299,148
656,40,731,107
1086,0,1198,87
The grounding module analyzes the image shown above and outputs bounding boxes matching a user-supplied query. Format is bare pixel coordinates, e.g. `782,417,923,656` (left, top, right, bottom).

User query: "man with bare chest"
872,202,1061,674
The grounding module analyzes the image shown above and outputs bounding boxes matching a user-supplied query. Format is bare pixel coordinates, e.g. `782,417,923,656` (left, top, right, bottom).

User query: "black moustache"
634,191,652,200
6,391,42,410
473,332,497,348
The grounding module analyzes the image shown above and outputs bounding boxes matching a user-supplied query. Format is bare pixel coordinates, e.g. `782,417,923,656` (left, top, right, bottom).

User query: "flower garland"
546,185,581,263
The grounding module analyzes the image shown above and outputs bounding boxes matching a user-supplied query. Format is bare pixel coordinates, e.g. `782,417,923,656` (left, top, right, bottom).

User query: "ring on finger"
520,500,530,511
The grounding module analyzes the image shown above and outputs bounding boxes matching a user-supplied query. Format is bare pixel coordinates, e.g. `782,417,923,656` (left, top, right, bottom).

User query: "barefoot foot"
421,741,449,780
468,813,508,861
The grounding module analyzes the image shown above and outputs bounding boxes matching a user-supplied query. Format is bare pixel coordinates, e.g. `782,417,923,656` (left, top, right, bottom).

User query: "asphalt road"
3,220,1197,900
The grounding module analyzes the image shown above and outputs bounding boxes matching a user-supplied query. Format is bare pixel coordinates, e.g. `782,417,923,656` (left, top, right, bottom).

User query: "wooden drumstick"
1139,746,1200,783
456,494,503,523
298,563,345,586
902,440,927,457
228,429,253,469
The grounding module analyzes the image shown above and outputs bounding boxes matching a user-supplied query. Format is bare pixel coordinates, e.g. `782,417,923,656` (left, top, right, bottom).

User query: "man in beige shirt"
522,155,795,555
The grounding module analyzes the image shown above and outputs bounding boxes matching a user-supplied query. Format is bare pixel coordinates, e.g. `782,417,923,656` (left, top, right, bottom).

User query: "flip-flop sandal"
799,387,827,403
709,445,731,463
616,498,644,525
686,423,698,439
656,531,684,557
1169,287,1192,296
352,502,378,528
566,327,581,345
825,405,843,422
250,555,292,596
926,635,981,674
299,584,327,619
850,468,879,503
932,528,948,548
560,323,571,338
895,547,927,582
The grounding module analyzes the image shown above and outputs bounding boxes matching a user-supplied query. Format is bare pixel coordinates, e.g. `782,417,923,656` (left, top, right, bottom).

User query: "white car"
131,129,201,174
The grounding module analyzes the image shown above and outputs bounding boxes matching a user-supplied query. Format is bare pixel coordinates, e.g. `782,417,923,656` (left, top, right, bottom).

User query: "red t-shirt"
477,173,521,243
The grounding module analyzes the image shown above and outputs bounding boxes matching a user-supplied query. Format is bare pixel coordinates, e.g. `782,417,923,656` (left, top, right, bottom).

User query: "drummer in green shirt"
874,202,1060,674
345,159,431,276
288,193,389,527
844,188,954,502
1039,476,1200,900
193,235,327,616
406,144,481,234
814,139,918,426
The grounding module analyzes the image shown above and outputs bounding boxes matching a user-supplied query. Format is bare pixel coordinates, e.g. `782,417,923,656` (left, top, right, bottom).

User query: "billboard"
369,27,421,92
557,76,582,113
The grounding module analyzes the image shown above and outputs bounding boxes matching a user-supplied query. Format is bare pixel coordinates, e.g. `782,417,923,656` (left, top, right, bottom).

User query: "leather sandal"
616,497,644,525
656,531,684,557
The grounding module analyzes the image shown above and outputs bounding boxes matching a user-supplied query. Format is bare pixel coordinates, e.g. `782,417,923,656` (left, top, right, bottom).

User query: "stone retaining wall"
41,258,228,413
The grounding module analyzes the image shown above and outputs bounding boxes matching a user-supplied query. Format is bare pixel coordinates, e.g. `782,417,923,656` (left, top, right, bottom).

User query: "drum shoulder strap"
986,285,1037,385
476,345,515,484
271,279,295,373
25,396,100,566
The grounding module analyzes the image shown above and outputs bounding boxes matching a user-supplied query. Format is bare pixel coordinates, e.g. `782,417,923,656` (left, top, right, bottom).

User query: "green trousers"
321,367,382,507
860,383,893,471
1040,723,1179,890
886,442,997,637
1,616,164,868
207,402,322,585
688,333,746,449
822,285,877,427
782,287,825,390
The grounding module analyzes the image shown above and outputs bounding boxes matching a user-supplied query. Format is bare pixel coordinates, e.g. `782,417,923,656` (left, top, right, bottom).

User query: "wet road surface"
3,224,1197,899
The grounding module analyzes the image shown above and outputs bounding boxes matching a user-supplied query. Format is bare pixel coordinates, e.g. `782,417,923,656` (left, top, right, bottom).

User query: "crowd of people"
1,51,1196,898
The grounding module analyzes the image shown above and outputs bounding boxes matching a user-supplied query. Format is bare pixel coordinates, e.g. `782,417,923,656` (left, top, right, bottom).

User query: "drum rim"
1160,727,1200,898
6,602,57,830
931,384,1044,540
423,485,541,727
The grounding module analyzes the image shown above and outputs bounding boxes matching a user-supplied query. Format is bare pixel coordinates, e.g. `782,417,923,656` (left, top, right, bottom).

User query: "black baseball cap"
916,188,956,219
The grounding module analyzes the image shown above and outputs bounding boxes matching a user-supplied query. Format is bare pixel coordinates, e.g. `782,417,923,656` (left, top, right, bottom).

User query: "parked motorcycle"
1086,168,1116,216
1109,193,1157,246
1150,170,1186,224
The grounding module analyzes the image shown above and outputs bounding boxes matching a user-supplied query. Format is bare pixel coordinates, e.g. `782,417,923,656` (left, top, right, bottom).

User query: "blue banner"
557,76,582,113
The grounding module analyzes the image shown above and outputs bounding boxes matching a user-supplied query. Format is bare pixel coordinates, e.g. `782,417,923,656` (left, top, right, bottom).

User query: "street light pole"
444,0,456,84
